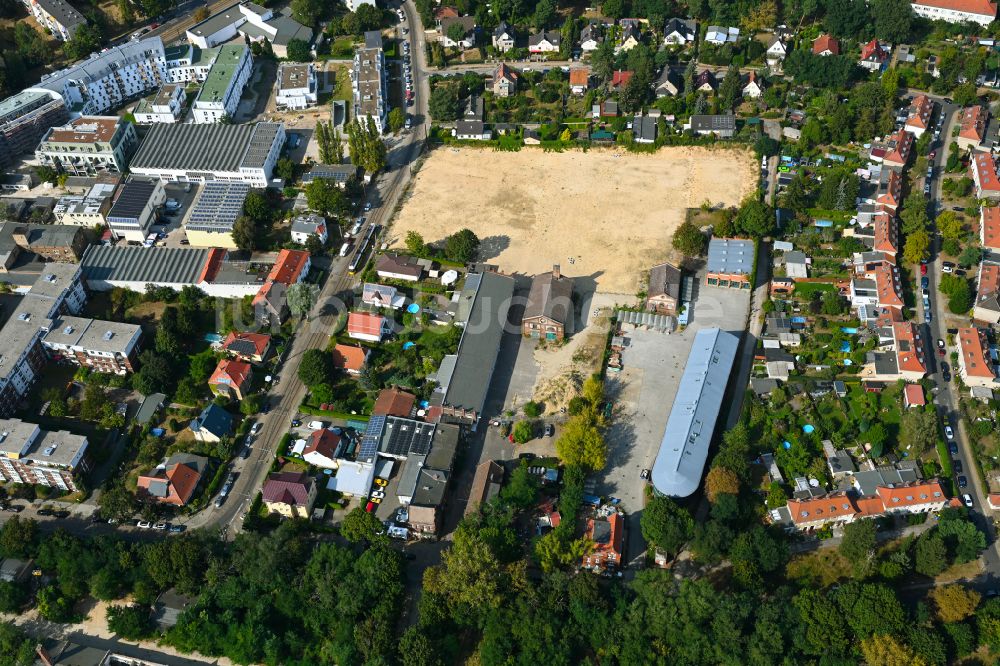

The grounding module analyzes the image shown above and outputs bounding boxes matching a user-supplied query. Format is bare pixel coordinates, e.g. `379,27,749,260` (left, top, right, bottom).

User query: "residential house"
492,21,515,52
859,39,889,72
440,16,477,49
705,25,739,45
663,17,696,45
655,67,682,97
910,0,998,26
362,282,405,309
276,62,317,110
189,404,233,443
332,343,370,375
290,213,327,245
784,251,809,278
262,471,317,518
611,69,634,90
742,71,764,98
221,331,271,363
492,63,518,98
975,262,1000,324
876,169,903,211
957,326,997,388
523,265,574,341
632,115,657,143
706,238,753,288
579,23,603,52
372,386,416,417
21,0,86,41
455,120,492,140
982,206,1000,254
812,34,840,56
35,116,138,177
136,453,208,506
347,312,392,342
645,262,681,314
904,94,934,137
971,151,1000,199
302,428,341,468
957,105,988,151
581,512,624,570
208,358,252,400
694,70,717,93
528,30,561,53
766,35,788,70
599,100,619,117
873,212,899,259
777,480,948,531
466,460,504,515
569,68,591,95
863,321,927,381
618,24,641,51
871,129,914,169
904,383,926,408
375,253,423,281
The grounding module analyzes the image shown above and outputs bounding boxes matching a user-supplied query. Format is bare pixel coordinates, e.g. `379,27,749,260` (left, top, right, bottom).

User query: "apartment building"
21,0,86,41
276,62,317,110
35,116,138,176
0,90,68,169
0,418,90,492
956,326,997,388
133,84,186,124
352,31,388,133
910,0,997,26
106,179,166,242
163,44,219,83
129,122,284,187
185,1,312,58
52,182,116,227
41,316,142,373
192,44,253,124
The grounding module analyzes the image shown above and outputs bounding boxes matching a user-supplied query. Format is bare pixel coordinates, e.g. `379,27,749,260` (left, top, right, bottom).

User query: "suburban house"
208,358,253,400
492,63,518,98
971,151,1000,199
579,23,603,51
632,115,657,143
689,114,736,137
262,471,317,518
871,129,914,169
812,34,840,56
974,263,1000,324
784,251,809,278
904,94,934,137
439,16,477,49
332,343,370,375
694,69,717,93
957,105,988,150
581,512,623,571
347,312,392,342
742,71,764,98
189,403,234,443
875,169,903,211
522,265,574,341
618,24,641,51
663,17,696,45
861,322,928,381
982,206,1000,254
302,429,341,468
858,39,889,71
466,460,504,516
372,386,416,417
611,69,634,90
704,25,738,45
375,253,423,281
455,120,492,140
528,30,561,53
136,453,208,506
778,480,948,530
290,213,327,245
910,0,998,26
362,282,405,309
957,326,997,388
765,36,787,69
492,21,515,51
706,238,753,288
646,262,681,314
569,68,591,95
221,331,271,363
904,384,926,409
655,68,682,97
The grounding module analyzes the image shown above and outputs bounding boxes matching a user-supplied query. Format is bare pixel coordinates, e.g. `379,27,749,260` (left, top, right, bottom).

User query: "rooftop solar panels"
187,182,250,232
358,414,387,462
379,416,436,458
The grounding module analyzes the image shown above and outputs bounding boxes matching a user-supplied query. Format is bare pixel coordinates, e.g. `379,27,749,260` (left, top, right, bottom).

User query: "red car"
920,264,928,276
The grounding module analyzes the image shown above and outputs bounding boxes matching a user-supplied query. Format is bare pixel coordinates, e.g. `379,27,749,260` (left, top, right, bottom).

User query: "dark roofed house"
466,460,504,516
189,403,233,443
152,588,195,630
221,331,271,363
455,120,492,140
632,115,657,143
373,386,417,417
375,253,424,281
655,67,683,97
262,470,317,518
646,262,681,314
689,114,736,137
523,265,574,341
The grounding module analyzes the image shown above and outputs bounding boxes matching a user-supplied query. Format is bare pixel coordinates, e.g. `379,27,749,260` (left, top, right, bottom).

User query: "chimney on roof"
552,264,561,279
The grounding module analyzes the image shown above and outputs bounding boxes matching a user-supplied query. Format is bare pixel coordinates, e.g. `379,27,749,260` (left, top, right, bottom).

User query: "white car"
153,522,167,530
945,425,955,440
250,422,263,435
137,520,152,529
963,493,974,508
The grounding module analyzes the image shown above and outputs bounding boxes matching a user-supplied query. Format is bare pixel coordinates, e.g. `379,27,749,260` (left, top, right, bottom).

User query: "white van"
339,242,351,257
308,420,326,430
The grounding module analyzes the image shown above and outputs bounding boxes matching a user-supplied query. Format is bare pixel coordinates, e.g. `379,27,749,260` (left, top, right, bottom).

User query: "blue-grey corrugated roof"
706,238,754,275
81,245,209,285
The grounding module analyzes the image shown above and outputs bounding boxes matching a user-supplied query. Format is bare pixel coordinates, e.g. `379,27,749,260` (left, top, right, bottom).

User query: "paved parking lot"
600,273,751,566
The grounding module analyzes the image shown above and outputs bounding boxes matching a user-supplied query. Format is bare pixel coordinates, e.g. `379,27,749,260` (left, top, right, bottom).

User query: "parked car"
921,276,929,289
250,422,263,436
544,423,555,437
291,419,302,427
37,509,53,516
945,425,955,440
938,338,946,349
954,459,963,474
137,520,152,528
153,522,167,530
949,442,959,454
2,504,23,513
168,524,185,533
942,262,956,273
963,493,974,508
240,446,251,459
958,475,968,488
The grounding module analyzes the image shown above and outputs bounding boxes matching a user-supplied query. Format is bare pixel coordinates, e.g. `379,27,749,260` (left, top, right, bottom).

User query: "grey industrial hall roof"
81,245,210,285
651,328,740,498
442,271,515,415
187,2,242,39
187,182,250,232
107,180,157,221
707,238,754,275
130,122,283,173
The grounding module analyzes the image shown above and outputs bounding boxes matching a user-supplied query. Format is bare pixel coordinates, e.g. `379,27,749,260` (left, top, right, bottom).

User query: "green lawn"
793,282,836,298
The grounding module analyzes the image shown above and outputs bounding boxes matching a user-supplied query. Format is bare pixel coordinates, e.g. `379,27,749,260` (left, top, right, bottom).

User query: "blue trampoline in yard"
407,303,421,314
802,424,815,434
403,342,416,350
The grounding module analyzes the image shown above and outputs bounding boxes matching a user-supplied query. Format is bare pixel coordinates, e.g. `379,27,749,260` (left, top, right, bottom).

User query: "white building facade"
192,44,253,124
910,0,997,26
276,63,318,110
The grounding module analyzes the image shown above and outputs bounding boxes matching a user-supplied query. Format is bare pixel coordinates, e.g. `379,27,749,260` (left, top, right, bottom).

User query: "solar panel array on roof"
187,182,250,232
379,416,436,458
225,338,258,356
358,414,387,462
242,123,281,170
107,181,157,222
130,123,255,172
81,245,210,285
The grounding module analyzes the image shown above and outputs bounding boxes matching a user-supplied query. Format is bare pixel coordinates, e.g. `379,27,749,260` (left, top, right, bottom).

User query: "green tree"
0,516,35,559
915,532,948,576
63,24,103,61
240,394,262,416
445,228,480,262
718,65,741,111
512,420,534,444
429,86,460,121
341,507,389,544
298,348,335,388
231,215,257,251
947,278,972,314
591,40,615,84
98,483,137,524
275,157,296,182
735,197,773,238
554,417,606,471
290,0,322,25
672,220,707,256
930,584,981,623
958,245,982,268
871,0,912,43
106,604,152,640
0,580,25,613
0,622,34,665
388,107,406,133
305,178,350,217
355,3,380,31
500,462,539,509
863,422,888,457
286,37,311,62
286,282,317,317
839,518,877,574
405,231,426,256
902,229,930,265
641,496,693,558
899,409,938,453
937,211,964,241
346,117,387,174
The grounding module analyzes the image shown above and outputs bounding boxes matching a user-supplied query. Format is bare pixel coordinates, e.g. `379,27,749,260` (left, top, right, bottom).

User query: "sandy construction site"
390,146,758,294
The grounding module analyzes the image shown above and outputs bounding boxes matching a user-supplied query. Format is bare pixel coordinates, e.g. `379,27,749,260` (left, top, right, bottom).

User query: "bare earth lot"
391,146,758,294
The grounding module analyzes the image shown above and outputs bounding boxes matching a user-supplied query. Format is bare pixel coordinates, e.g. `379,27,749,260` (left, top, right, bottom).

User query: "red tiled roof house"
262,471,317,518
208,358,253,401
